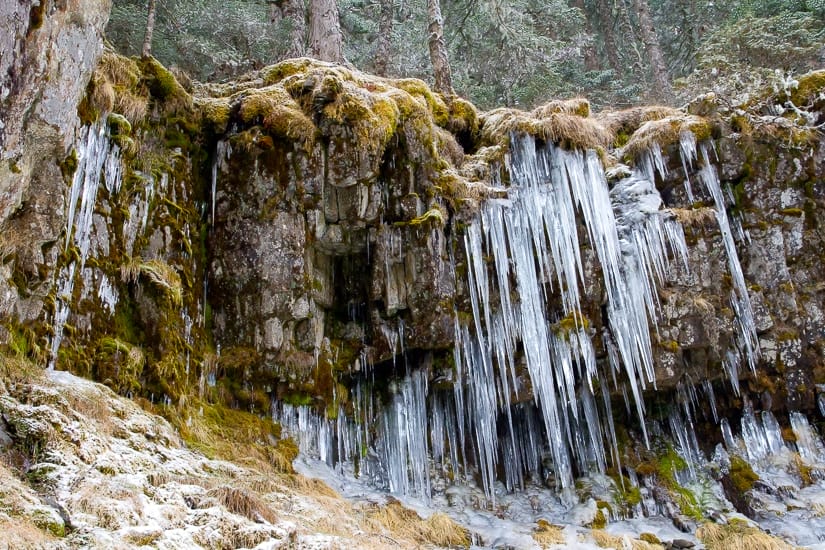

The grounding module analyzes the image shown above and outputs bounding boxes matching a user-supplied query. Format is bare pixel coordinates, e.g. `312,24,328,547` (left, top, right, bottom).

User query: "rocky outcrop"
0,0,112,329
1,7,824,433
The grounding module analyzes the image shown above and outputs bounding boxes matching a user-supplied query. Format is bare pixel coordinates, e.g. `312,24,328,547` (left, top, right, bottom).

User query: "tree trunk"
142,0,156,58
373,0,394,76
427,0,453,95
632,0,672,100
271,0,307,58
308,0,345,63
596,0,621,74
572,0,599,71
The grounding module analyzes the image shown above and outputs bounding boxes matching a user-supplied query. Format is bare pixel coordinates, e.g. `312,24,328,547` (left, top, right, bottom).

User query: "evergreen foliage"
106,0,825,109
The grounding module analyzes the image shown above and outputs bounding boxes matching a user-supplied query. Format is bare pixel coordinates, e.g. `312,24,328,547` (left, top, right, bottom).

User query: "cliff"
2,3,825,547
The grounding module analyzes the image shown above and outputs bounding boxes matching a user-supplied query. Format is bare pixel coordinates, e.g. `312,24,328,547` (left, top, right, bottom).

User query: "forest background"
106,0,825,111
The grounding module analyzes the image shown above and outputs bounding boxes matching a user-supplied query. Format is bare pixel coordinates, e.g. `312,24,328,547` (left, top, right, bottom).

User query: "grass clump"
121,257,182,307
533,519,565,547
591,530,664,549
533,97,591,119
480,107,611,151
95,337,145,395
367,500,470,547
206,485,278,524
622,114,712,161
697,518,794,550
597,106,681,145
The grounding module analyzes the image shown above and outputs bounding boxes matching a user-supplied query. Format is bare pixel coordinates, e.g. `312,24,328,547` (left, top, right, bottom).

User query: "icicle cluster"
280,130,764,506
452,136,688,495
50,121,123,368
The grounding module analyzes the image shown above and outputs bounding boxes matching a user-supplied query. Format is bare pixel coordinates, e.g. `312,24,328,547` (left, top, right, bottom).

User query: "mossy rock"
729,455,759,493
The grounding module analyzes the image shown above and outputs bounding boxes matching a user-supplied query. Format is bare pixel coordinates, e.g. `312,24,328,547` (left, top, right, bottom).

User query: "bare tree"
427,0,453,95
632,0,672,100
142,0,157,57
373,0,394,76
270,0,307,58
308,0,345,63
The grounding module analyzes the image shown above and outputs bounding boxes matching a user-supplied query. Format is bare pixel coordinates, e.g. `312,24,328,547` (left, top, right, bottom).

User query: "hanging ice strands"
677,132,760,380
456,134,689,491
50,121,123,369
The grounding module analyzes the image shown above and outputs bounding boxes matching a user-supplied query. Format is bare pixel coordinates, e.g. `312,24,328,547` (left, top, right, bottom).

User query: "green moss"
262,58,319,85
394,78,450,127
57,149,78,182
789,69,825,108
729,455,759,493
31,509,65,538
589,506,607,529
107,113,132,136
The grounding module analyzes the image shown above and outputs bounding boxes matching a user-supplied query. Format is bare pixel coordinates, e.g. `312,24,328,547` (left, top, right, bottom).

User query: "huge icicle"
50,121,123,368
452,135,688,495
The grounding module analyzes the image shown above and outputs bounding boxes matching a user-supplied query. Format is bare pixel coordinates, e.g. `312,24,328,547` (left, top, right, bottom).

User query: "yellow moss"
697,519,794,550
533,97,591,119
789,69,825,108
196,97,232,133
623,114,711,161
236,85,316,143
408,206,446,227
394,78,450,126
262,57,322,85
447,96,480,136
729,455,759,493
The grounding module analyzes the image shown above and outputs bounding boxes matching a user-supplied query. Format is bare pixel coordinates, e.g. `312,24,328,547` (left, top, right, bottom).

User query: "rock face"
1,1,825,467
0,0,112,327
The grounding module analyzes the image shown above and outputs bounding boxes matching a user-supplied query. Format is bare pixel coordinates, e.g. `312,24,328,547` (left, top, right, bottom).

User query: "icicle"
50,121,123,369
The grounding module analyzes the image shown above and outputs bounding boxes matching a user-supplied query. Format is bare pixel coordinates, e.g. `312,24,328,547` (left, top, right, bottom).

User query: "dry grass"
207,485,278,524
591,530,664,549
597,106,681,141
533,519,565,547
90,49,149,124
697,520,794,550
622,114,712,161
364,500,470,548
74,483,144,530
533,97,591,118
672,207,718,228
480,107,611,151
0,519,55,550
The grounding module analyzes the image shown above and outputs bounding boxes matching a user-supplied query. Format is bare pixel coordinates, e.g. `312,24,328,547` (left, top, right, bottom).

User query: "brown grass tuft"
0,518,56,550
207,485,278,524
622,114,712,161
671,207,718,228
697,519,793,550
533,97,591,119
597,106,681,142
365,501,470,548
533,519,565,547
591,529,664,549
480,108,611,151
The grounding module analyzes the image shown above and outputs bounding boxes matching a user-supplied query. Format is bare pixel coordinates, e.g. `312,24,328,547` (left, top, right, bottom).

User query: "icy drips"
678,134,759,381
50,122,122,368
455,136,688,493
